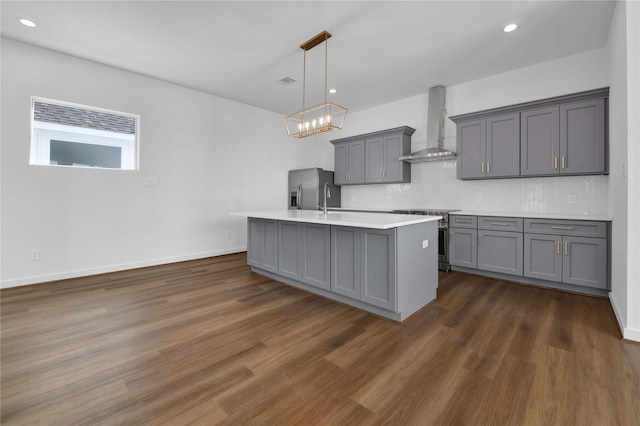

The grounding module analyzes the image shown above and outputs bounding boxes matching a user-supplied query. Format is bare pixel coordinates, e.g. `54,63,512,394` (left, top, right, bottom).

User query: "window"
30,97,139,170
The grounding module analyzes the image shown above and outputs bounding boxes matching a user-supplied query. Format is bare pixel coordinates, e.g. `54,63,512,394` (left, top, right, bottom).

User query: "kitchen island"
231,210,441,321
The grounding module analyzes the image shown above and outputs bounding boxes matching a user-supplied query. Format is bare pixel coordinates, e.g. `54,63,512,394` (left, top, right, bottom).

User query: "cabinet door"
331,226,361,299
348,140,366,184
562,236,607,289
301,223,331,290
523,233,562,282
486,113,520,177
247,218,263,268
521,106,560,176
382,133,409,183
262,220,279,273
365,137,384,183
360,228,396,311
457,119,485,179
449,228,477,268
560,99,606,174
278,221,301,280
478,230,523,276
334,144,349,185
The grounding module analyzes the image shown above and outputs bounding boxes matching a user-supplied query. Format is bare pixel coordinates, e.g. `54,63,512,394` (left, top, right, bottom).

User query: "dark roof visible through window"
34,101,135,135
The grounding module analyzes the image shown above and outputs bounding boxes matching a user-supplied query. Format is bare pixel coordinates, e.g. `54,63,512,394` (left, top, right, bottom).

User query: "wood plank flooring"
2,253,639,425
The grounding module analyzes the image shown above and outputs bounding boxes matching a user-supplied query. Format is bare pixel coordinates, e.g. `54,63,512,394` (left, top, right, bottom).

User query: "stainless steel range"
392,209,460,271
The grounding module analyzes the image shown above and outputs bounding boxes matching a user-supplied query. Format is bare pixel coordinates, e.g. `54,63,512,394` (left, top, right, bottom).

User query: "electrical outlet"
568,195,576,204
30,249,40,261
144,177,159,187
476,195,482,202
226,232,232,240
422,239,429,249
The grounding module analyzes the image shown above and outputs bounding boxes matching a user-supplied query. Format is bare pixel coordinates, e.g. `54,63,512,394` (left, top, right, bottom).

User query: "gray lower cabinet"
300,223,331,290
360,228,396,310
278,221,331,289
247,218,278,273
478,230,523,276
449,227,477,268
523,233,608,289
330,226,396,311
278,221,302,280
331,226,361,299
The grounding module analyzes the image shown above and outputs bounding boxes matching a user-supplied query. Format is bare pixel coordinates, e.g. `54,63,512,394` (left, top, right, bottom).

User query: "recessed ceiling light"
18,18,36,27
329,89,337,94
503,24,518,33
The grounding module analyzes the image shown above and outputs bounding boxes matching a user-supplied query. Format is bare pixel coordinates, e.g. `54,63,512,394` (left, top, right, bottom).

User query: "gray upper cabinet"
334,139,365,185
456,113,520,179
452,88,608,180
456,119,485,179
560,99,606,174
521,106,560,176
332,126,413,186
247,218,278,274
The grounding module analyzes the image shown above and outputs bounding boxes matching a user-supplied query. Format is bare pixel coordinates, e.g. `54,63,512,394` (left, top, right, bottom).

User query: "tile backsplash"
340,160,610,215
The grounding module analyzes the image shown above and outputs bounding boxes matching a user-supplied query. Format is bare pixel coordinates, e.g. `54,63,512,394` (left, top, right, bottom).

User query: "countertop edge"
451,210,612,221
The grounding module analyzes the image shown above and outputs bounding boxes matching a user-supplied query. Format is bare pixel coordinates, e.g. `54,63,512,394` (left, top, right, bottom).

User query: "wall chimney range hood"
399,85,456,163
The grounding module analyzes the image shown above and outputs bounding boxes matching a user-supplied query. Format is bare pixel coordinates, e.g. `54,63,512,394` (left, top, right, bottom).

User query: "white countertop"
231,210,441,229
452,210,613,221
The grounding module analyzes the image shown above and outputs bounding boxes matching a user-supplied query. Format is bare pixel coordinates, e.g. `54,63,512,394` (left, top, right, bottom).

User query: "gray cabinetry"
477,216,524,275
278,221,331,290
330,226,397,311
452,88,608,180
301,223,331,290
360,228,397,310
365,133,411,183
332,126,414,186
523,218,608,290
456,113,520,179
247,218,278,273
449,228,477,269
331,226,361,299
521,99,606,176
334,139,365,185
278,221,302,280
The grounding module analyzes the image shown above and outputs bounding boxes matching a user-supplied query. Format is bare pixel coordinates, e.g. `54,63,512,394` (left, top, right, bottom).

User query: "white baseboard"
609,291,640,342
0,247,247,289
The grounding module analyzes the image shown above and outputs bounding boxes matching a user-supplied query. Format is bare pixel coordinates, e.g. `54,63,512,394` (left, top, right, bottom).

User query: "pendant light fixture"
284,30,348,138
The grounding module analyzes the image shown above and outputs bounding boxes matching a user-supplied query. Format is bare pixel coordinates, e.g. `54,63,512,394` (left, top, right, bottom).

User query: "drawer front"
449,215,477,229
524,218,607,238
478,216,523,232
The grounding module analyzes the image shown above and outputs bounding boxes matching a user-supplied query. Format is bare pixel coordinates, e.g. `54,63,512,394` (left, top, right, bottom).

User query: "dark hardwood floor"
2,253,639,425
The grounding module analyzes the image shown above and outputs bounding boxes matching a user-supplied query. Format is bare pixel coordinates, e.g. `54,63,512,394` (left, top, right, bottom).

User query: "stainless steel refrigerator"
288,168,341,210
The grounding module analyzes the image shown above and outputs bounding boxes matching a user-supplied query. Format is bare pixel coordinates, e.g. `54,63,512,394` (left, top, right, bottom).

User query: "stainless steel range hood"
399,85,456,163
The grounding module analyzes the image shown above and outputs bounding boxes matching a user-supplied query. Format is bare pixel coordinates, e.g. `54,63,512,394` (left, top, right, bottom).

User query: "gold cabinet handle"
490,222,509,226
564,242,569,256
382,170,385,179
556,240,561,255
554,156,558,169
551,225,574,230
561,156,566,169
487,162,491,173
481,162,485,173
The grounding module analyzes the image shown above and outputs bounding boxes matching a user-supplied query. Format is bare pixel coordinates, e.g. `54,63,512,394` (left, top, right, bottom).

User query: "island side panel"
396,221,439,320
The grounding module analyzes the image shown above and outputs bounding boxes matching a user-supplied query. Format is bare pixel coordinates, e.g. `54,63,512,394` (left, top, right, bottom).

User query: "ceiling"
0,1,616,115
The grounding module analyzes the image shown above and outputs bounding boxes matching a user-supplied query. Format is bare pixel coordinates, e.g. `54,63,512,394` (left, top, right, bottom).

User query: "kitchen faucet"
323,182,330,216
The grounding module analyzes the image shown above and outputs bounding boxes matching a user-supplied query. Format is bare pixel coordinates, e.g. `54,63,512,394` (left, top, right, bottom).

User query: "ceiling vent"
277,76,296,86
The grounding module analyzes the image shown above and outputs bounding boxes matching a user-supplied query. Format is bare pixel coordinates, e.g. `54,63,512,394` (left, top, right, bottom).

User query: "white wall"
608,0,640,341
338,47,610,215
0,38,323,287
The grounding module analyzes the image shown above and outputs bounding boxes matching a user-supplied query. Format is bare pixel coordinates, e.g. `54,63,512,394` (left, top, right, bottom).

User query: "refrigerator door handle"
297,185,302,210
